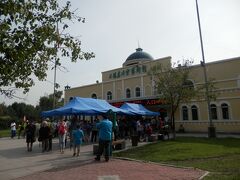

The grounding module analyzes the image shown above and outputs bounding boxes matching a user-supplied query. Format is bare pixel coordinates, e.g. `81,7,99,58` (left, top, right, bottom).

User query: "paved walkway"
0,136,208,180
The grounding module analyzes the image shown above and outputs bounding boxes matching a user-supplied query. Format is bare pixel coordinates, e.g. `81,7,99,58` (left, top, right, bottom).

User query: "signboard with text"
110,98,166,108
108,65,147,80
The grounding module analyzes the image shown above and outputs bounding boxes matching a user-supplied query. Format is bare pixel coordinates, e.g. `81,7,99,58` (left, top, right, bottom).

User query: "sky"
1,0,240,106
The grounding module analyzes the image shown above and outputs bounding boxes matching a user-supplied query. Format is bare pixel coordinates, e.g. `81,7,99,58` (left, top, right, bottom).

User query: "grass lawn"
114,137,240,179
0,129,11,138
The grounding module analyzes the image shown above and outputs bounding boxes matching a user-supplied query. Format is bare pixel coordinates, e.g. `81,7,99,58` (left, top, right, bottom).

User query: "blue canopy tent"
41,97,132,117
120,103,160,116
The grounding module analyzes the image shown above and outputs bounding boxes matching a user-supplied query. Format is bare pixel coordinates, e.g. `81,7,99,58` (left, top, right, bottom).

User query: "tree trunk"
170,105,176,140
172,113,176,139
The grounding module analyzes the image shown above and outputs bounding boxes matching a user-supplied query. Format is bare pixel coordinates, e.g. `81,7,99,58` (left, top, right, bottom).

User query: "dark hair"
77,125,80,129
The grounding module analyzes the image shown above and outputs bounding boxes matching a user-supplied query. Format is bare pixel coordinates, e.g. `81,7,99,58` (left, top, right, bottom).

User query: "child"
72,125,84,156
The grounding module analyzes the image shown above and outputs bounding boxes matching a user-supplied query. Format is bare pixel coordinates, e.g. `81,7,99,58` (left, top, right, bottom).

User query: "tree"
11,102,26,119
24,104,39,120
9,101,39,119
0,0,94,97
149,60,198,139
0,103,8,116
38,90,63,111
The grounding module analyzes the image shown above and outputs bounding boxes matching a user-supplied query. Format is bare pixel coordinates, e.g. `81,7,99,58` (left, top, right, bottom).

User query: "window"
91,93,97,99
126,88,131,98
191,105,198,120
107,91,112,100
210,104,218,120
135,87,141,97
221,103,229,119
182,106,188,120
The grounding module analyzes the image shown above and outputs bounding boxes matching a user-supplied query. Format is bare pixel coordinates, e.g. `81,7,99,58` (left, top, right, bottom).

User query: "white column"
151,75,154,96
101,83,104,100
113,81,115,100
122,79,124,98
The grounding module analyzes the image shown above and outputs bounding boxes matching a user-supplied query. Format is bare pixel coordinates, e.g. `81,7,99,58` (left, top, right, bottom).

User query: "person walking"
91,118,98,143
25,120,36,152
95,113,112,162
72,125,84,156
10,121,16,139
48,121,53,151
39,121,50,152
17,123,22,139
58,118,67,153
69,116,78,149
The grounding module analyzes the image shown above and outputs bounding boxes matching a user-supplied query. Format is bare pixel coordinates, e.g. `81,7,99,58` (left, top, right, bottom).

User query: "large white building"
65,48,240,133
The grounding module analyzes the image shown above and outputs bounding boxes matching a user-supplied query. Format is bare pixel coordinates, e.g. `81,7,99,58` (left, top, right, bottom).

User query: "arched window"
210,104,218,120
191,105,198,120
221,103,229,120
107,91,112,100
135,87,141,97
182,106,188,120
91,93,97,99
126,88,131,98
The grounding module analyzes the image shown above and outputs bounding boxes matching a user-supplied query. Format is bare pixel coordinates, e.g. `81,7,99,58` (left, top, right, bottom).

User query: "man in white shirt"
10,121,16,139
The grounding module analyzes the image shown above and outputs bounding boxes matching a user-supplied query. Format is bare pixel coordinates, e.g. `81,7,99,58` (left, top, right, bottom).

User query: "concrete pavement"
0,137,94,179
0,136,208,180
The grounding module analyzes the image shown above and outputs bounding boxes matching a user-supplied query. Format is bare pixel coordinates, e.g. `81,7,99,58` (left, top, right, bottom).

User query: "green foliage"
114,137,240,179
149,60,196,109
0,103,9,116
0,91,64,124
11,102,38,120
148,60,197,135
0,0,95,97
0,129,10,137
38,90,63,111
0,116,17,130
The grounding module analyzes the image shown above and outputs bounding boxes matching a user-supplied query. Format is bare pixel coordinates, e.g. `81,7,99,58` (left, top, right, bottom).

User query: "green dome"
126,48,153,61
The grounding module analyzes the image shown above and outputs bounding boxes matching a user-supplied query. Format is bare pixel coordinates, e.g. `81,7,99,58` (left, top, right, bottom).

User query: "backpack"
58,124,65,135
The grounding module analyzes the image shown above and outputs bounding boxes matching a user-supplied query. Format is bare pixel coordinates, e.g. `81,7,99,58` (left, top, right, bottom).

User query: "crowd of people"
116,116,170,141
10,115,171,160
10,116,100,155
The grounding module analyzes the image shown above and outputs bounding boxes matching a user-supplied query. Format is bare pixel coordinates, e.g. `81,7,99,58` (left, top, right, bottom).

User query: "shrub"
0,116,18,130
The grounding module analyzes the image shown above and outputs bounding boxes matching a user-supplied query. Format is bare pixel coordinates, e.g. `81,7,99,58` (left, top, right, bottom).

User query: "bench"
158,134,164,140
93,140,126,154
148,134,158,142
112,139,126,150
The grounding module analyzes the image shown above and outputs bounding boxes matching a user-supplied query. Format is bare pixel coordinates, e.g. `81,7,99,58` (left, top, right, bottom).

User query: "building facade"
65,48,240,133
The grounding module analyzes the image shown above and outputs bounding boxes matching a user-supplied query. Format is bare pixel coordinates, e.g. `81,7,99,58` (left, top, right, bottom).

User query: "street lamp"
53,58,57,109
53,22,60,109
195,0,216,137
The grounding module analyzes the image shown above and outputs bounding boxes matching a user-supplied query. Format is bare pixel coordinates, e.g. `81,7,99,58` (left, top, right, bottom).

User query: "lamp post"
53,22,60,109
195,0,216,137
53,59,57,109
